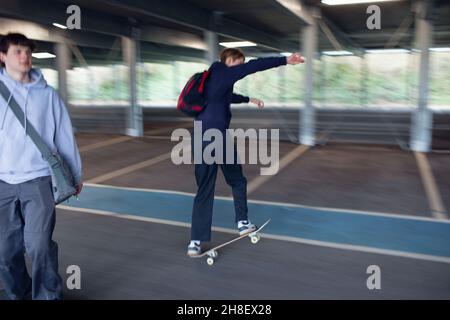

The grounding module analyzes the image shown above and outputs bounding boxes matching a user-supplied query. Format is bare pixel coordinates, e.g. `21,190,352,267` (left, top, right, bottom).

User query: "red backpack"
177,70,210,117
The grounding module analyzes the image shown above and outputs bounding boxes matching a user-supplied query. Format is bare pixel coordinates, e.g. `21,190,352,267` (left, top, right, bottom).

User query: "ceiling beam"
0,0,296,51
0,0,128,36
0,0,207,50
98,0,294,51
140,25,206,50
272,0,315,26
319,14,365,55
270,0,364,55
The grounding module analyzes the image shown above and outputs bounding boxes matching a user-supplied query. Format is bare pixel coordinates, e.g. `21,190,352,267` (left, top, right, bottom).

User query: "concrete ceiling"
0,0,449,66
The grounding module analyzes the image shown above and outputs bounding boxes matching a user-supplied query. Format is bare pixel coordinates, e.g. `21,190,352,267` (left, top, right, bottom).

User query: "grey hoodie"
0,68,82,185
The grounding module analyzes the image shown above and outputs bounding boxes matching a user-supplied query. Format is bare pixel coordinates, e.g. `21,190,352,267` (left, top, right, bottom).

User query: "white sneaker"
187,240,201,257
238,220,257,236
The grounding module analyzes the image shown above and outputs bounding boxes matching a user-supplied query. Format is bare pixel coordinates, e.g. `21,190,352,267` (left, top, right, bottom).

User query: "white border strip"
79,183,450,224
57,205,450,264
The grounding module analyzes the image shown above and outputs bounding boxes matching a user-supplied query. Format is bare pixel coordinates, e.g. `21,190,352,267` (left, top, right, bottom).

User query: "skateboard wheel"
250,234,260,244
207,257,214,265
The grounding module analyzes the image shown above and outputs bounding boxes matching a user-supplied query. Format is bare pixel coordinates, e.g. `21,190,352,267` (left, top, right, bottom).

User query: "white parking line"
247,144,309,195
86,151,174,184
79,136,132,153
79,124,191,153
415,152,448,220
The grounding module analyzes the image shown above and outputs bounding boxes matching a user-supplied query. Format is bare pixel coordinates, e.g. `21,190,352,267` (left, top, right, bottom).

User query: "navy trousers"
0,176,63,300
191,140,248,241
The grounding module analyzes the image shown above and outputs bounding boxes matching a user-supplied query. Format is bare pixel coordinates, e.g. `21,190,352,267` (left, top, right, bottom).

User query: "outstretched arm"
231,93,250,104
224,53,304,86
225,56,287,85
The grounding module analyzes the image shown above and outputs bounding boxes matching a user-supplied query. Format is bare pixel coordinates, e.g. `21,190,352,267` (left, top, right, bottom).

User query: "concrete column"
122,27,143,137
204,30,219,64
410,0,433,152
300,20,318,146
55,41,71,108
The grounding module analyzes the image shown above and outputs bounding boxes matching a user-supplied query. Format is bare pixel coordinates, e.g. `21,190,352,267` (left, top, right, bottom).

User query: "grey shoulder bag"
0,80,77,204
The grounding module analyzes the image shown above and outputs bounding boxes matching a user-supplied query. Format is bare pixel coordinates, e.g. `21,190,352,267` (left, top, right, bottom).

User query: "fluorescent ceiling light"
322,0,399,5
219,41,257,48
430,47,450,52
366,49,409,54
32,52,56,59
52,22,67,29
322,50,353,56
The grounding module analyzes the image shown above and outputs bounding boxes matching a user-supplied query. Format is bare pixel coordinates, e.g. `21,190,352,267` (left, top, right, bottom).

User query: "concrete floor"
54,211,450,300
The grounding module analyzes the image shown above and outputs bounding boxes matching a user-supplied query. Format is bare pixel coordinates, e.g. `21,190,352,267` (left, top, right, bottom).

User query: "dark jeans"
0,176,63,300
191,139,248,241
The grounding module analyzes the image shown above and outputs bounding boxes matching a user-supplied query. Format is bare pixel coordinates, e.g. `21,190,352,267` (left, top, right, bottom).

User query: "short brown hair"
0,33,36,67
220,48,245,63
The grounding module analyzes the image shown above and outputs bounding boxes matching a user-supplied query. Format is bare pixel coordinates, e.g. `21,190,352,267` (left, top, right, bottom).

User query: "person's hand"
287,53,305,65
250,98,264,110
75,183,83,196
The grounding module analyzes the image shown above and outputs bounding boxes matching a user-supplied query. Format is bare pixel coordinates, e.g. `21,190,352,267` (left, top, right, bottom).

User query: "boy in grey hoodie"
0,33,82,300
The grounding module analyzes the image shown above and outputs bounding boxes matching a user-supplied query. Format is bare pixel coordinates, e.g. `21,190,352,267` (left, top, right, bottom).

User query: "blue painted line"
63,185,450,258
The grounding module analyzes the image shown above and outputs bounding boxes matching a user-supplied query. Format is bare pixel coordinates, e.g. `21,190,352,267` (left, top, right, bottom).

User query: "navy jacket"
196,56,287,132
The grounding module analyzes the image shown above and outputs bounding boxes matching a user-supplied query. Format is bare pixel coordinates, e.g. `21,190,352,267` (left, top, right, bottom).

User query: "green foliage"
59,52,450,107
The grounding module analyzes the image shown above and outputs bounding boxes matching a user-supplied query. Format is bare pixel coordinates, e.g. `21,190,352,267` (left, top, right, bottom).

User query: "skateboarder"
0,33,82,299
188,48,304,256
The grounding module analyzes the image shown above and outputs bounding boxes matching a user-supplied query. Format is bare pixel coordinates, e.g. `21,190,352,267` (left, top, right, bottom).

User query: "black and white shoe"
187,240,201,257
238,220,257,236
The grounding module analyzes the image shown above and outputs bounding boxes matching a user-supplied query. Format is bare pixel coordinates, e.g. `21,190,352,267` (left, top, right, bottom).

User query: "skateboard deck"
193,219,271,265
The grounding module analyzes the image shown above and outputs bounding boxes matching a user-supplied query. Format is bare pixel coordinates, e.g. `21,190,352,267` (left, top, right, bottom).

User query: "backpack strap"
198,70,210,93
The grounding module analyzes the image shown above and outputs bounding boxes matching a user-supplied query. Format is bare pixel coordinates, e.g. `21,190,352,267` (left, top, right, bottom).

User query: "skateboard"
193,219,271,266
